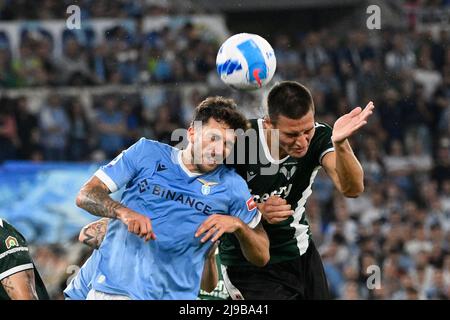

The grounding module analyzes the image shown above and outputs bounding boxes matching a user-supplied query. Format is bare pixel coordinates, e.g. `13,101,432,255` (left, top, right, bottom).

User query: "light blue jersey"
86,138,260,300
64,250,100,300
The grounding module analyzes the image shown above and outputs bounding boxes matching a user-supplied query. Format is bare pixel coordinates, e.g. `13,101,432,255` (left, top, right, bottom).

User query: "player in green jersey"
220,81,374,300
0,218,49,300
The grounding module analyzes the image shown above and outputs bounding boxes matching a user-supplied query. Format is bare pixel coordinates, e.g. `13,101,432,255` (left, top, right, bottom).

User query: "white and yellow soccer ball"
216,33,276,90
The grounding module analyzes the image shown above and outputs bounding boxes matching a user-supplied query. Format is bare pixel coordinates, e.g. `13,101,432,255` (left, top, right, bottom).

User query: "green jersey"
220,119,334,265
0,219,49,300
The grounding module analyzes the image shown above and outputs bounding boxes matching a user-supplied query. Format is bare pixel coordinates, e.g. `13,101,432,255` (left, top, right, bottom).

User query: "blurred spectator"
121,100,141,147
153,104,183,145
13,96,39,160
413,43,442,100
385,34,416,73
426,268,449,299
0,100,19,162
38,95,70,161
67,100,92,161
0,48,15,87
57,39,94,86
300,32,329,74
96,96,126,158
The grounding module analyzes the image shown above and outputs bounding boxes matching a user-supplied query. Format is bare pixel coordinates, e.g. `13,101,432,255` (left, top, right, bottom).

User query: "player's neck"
181,148,201,174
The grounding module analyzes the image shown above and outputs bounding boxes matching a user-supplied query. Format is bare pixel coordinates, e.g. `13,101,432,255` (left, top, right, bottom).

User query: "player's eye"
285,133,297,138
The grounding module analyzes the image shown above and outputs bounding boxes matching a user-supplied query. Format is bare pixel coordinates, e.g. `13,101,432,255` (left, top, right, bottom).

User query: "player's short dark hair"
192,96,248,131
267,81,314,123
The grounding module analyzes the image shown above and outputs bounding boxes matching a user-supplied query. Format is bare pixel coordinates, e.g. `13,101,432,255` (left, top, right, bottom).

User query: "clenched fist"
258,195,294,224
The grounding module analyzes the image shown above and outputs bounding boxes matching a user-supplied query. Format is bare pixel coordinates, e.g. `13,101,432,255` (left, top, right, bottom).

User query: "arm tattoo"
2,277,15,295
82,220,108,249
78,185,123,219
1,270,38,300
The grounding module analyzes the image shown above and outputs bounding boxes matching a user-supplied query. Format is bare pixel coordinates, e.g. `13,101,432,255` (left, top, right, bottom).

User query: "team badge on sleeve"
5,236,19,249
246,197,257,211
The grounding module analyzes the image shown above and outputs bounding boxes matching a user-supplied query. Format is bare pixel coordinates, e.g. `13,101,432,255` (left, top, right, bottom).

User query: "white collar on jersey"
177,150,202,177
257,118,289,165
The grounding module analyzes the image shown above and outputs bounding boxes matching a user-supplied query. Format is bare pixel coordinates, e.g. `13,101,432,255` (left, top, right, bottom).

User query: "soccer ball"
216,33,276,90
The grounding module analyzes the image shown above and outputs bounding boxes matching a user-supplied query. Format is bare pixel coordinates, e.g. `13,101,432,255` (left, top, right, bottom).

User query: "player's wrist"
331,137,348,148
233,218,246,235
115,206,129,221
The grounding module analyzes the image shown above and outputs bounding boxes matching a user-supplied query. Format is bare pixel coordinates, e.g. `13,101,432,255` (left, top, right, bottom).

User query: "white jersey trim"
0,263,34,281
257,119,289,165
221,265,245,300
94,170,119,193
0,247,29,260
177,151,202,177
86,289,131,300
290,166,321,255
247,211,262,229
319,147,335,165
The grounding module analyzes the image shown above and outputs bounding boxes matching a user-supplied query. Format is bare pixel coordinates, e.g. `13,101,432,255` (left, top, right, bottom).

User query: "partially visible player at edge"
0,218,49,300
220,81,375,299
70,97,269,300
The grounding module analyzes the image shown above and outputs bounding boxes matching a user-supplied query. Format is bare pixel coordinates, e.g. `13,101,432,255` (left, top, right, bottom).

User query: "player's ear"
263,116,274,129
187,125,195,143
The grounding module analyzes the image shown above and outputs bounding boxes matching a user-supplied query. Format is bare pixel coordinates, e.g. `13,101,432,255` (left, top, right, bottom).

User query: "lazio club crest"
197,178,219,195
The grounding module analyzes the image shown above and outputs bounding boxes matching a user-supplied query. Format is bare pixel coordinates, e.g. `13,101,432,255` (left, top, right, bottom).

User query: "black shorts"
222,241,330,300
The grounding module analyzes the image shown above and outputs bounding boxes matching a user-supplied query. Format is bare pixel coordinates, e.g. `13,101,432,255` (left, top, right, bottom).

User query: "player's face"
190,118,235,173
269,111,316,158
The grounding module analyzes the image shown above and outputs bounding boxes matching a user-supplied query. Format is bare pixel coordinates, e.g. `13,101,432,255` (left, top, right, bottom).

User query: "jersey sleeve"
313,123,335,166
0,228,34,281
94,138,155,192
228,175,261,229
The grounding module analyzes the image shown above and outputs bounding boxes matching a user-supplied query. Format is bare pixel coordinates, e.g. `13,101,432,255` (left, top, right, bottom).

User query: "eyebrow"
285,126,315,135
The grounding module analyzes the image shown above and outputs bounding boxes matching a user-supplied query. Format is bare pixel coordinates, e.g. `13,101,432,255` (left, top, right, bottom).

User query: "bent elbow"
78,228,86,244
253,252,270,267
75,191,85,208
342,184,364,198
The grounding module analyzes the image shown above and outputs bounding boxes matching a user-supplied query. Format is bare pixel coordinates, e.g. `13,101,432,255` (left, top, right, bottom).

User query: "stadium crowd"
1,3,450,300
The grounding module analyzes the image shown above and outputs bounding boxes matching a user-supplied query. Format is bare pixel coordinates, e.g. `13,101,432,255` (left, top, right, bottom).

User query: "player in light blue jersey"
64,218,220,299
70,96,269,300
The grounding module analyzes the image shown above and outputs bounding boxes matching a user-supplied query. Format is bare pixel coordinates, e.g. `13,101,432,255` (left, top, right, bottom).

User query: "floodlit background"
0,0,449,299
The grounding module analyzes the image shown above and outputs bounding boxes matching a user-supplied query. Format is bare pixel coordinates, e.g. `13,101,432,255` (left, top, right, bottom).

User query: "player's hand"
116,207,156,241
258,195,294,224
195,214,243,243
331,101,375,144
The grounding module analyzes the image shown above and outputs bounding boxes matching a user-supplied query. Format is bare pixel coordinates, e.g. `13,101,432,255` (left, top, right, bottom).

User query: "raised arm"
79,218,109,249
76,176,156,241
195,215,269,267
1,269,38,300
322,102,375,198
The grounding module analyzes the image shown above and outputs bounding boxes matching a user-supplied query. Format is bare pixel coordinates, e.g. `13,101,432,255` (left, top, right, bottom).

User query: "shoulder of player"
134,137,174,156
0,221,27,253
314,121,332,133
219,166,247,190
311,122,332,141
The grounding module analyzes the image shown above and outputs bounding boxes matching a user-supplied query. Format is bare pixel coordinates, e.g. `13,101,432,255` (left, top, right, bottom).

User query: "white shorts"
86,289,131,300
